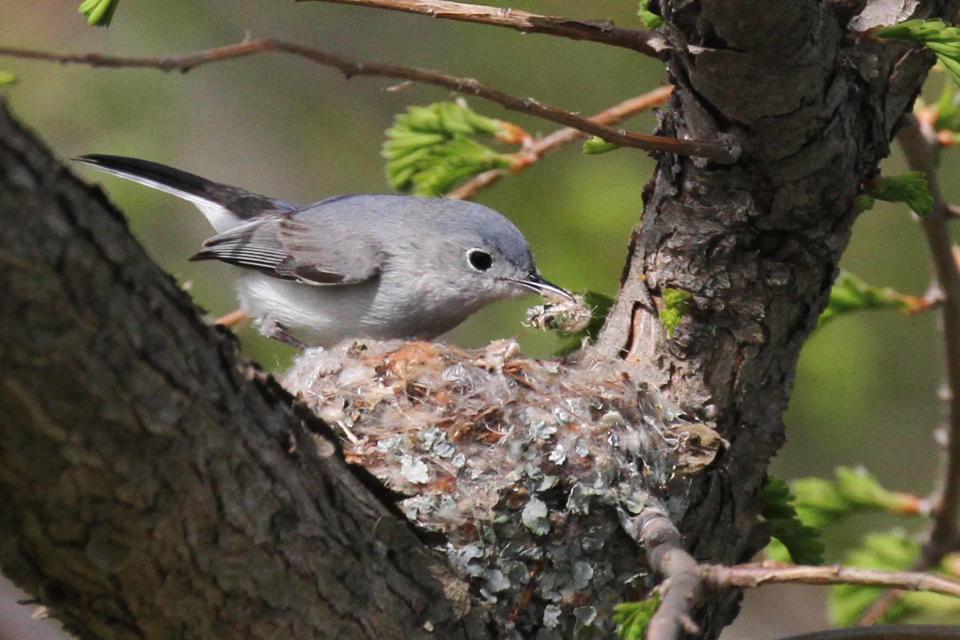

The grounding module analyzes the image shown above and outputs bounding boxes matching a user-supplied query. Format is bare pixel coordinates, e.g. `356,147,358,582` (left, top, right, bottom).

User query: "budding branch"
298,0,667,57
449,85,674,200
0,41,733,161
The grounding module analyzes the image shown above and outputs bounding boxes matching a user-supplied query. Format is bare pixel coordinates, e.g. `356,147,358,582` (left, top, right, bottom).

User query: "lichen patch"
283,339,722,637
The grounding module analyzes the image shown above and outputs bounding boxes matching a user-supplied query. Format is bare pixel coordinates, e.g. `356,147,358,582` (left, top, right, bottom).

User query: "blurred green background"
0,1,953,636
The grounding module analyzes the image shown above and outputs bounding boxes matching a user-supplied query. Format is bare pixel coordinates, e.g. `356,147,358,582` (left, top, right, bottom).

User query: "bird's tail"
75,154,298,232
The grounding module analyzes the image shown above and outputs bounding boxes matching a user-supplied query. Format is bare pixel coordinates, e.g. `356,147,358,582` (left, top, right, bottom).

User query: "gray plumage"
76,154,572,348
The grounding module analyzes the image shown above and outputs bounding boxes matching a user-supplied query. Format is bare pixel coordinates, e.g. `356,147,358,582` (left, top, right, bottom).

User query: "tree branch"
297,0,667,58
622,506,702,640
449,85,674,200
0,97,488,640
856,588,904,627
703,563,960,599
588,0,957,634
855,114,960,627
625,510,960,640
896,116,960,565
0,41,733,162
779,624,960,640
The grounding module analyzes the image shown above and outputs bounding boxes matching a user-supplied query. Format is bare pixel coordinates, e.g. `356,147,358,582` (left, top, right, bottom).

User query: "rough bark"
1,2,958,638
0,99,489,640
594,0,956,634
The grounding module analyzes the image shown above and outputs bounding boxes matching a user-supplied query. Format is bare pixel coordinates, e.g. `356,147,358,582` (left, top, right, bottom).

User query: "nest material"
523,296,593,335
284,339,725,638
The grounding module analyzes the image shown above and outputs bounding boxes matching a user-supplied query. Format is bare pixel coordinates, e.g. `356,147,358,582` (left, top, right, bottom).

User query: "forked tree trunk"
0,1,955,638
593,0,955,629
0,101,490,639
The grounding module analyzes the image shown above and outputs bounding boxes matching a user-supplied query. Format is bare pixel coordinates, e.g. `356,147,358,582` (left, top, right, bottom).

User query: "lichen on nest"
283,339,725,637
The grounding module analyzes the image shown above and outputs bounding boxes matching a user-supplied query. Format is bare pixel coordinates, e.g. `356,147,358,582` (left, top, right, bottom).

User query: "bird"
76,154,574,348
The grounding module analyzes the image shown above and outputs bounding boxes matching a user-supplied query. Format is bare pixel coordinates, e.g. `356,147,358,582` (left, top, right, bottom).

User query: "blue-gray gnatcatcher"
76,155,573,348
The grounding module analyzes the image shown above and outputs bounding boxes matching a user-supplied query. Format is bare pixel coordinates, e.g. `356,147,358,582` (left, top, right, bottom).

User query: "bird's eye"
466,248,493,272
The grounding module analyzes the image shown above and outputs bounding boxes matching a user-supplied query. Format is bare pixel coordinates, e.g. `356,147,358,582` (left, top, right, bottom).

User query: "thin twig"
779,624,960,639
297,0,667,58
623,506,960,639
702,562,960,599
622,506,702,640
0,41,734,162
859,114,960,626
448,85,674,200
857,589,904,627
897,116,960,563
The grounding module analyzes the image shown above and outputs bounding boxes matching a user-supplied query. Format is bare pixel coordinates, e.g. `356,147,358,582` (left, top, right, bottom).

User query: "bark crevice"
0,99,486,640
2,2,959,637
592,0,957,633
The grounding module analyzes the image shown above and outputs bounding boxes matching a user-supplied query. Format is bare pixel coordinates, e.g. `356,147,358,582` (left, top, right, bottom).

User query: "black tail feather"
75,154,298,220
77,154,214,197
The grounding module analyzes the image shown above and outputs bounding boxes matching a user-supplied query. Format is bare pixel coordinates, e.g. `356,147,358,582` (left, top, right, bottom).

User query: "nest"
284,339,724,638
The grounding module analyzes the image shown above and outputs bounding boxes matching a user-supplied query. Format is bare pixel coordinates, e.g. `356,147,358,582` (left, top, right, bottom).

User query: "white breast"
235,274,374,347
235,273,483,348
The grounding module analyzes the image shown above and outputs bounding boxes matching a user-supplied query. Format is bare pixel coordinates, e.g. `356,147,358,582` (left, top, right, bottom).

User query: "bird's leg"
214,308,249,327
259,317,308,349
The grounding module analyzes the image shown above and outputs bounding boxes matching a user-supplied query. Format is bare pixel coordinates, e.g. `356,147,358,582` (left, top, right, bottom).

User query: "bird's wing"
190,215,385,286
74,154,298,233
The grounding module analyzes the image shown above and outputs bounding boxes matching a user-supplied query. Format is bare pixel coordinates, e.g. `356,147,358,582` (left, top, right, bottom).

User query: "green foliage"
764,537,793,563
78,0,119,26
0,71,17,88
582,136,621,155
383,101,518,197
819,271,917,326
660,288,691,338
879,20,960,84
828,530,960,627
831,530,960,626
830,532,918,625
792,466,921,529
555,291,615,355
854,194,875,211
637,0,664,29
868,172,934,217
613,594,661,640
829,531,920,626
760,477,825,565
936,76,960,132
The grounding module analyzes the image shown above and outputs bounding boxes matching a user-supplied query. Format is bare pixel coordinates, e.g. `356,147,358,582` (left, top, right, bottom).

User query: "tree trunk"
594,0,957,632
0,2,956,638
0,99,489,640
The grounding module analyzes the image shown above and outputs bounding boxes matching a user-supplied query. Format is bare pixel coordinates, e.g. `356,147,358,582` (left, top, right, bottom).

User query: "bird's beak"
505,273,576,303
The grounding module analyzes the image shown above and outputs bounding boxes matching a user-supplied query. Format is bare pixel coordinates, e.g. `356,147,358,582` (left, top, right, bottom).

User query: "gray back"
191,194,533,286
